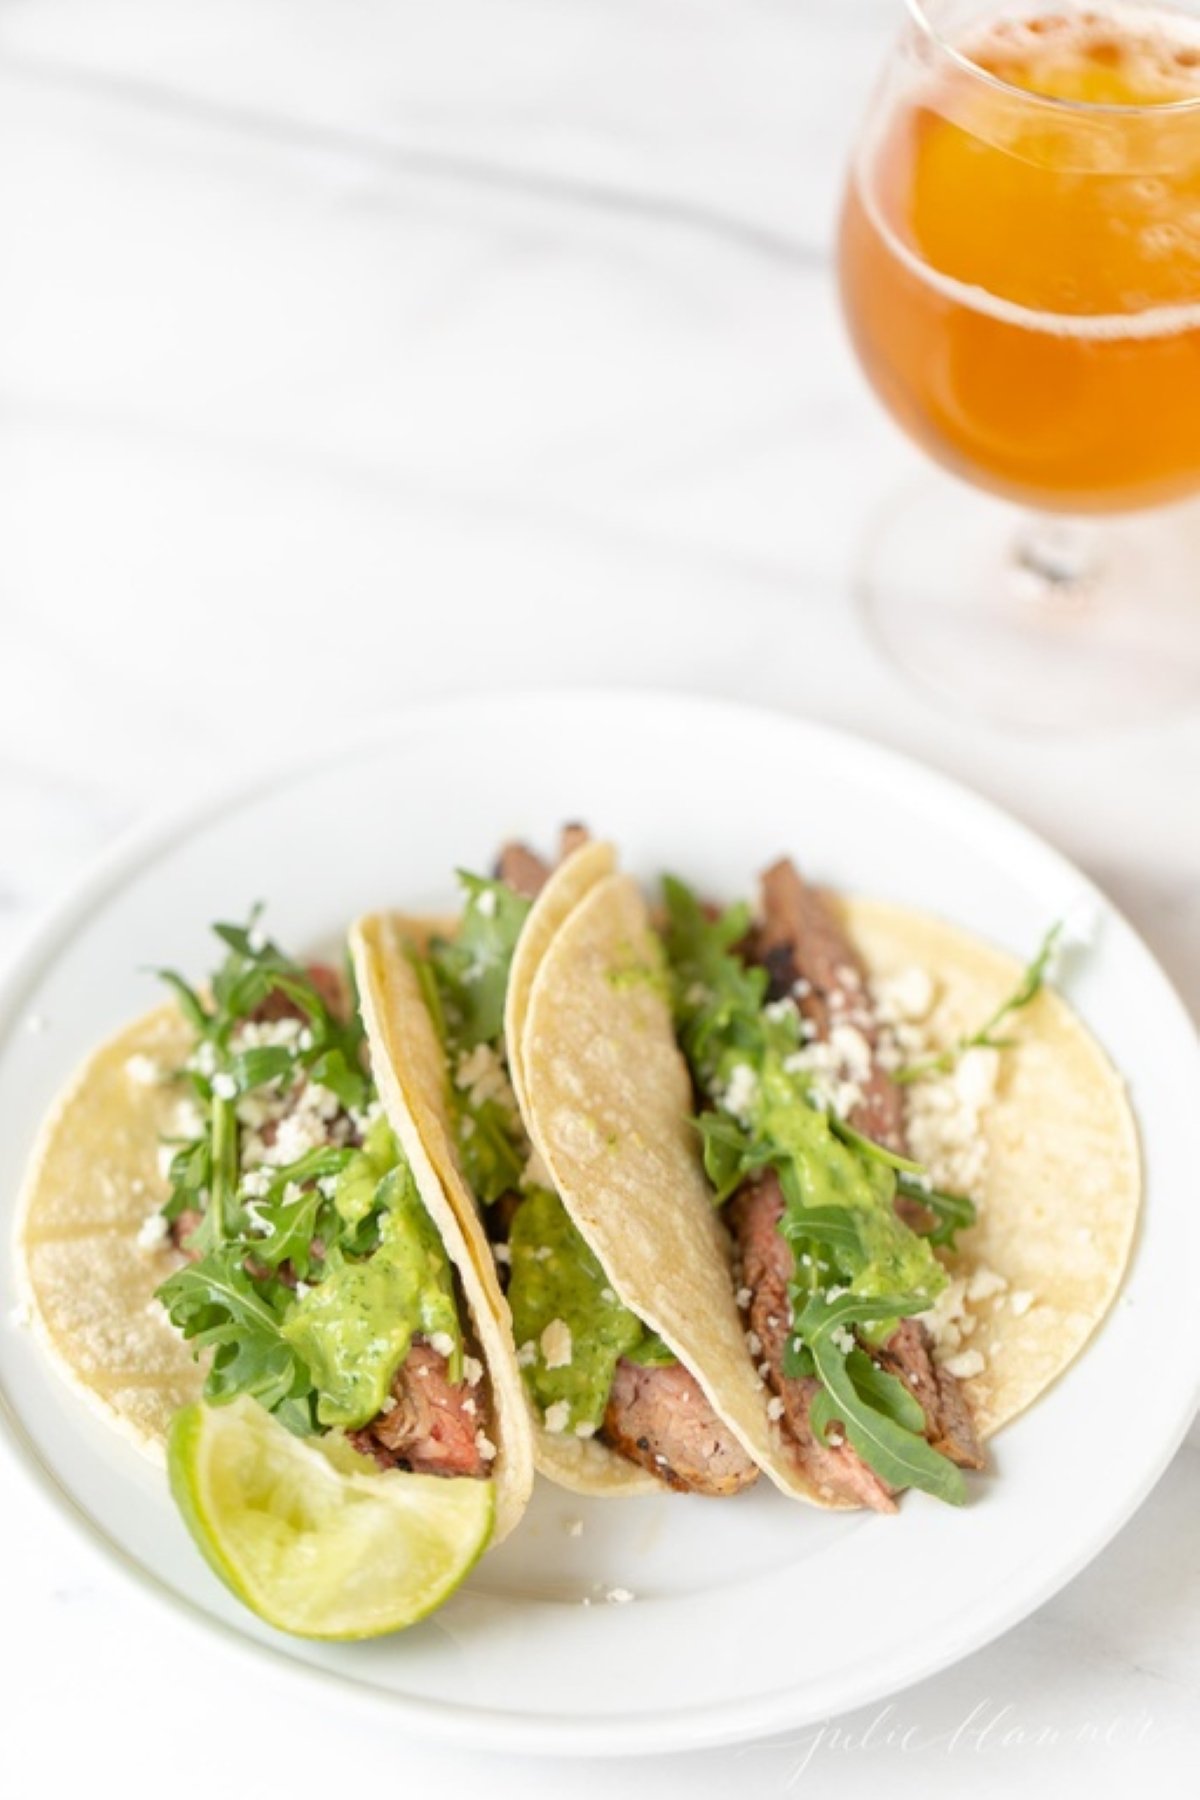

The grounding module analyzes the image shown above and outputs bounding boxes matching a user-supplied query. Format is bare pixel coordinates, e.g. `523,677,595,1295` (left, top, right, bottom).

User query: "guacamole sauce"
507,1186,670,1434
283,1156,462,1430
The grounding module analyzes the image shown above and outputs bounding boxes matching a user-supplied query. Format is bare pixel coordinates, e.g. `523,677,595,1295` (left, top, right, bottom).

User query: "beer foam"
854,4,1200,342
854,171,1200,340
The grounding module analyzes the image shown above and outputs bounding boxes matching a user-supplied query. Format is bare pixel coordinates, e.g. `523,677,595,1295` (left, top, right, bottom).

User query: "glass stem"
1012,515,1100,608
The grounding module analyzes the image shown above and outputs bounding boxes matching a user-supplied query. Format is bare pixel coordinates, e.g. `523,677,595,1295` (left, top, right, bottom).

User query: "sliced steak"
730,1175,897,1512
758,858,907,1157
603,1359,759,1496
558,821,591,859
169,1208,205,1260
875,1318,985,1470
495,841,553,899
348,1340,490,1478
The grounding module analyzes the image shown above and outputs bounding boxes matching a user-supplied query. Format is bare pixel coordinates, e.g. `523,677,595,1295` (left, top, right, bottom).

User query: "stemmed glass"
838,1,1200,728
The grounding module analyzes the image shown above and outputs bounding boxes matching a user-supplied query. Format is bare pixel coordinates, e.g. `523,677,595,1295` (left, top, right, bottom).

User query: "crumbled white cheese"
125,1054,163,1087
1009,1289,1035,1318
474,887,498,918
378,1395,396,1415
826,1429,845,1449
766,1396,785,1422
829,1326,856,1356
475,1432,498,1463
463,1355,484,1387
189,1040,217,1077
492,1243,511,1266
874,966,935,1026
942,1348,986,1380
735,1286,753,1310
721,1062,759,1126
240,1169,271,1199
135,1212,170,1253
540,1319,573,1370
744,1329,762,1358
919,1276,969,1354
428,1331,455,1360
462,1398,477,1416
517,1340,537,1368
543,1401,571,1434
966,1266,1008,1303
574,1422,597,1440
167,1097,205,1140
233,1018,304,1052
906,1047,999,1194
454,1043,516,1113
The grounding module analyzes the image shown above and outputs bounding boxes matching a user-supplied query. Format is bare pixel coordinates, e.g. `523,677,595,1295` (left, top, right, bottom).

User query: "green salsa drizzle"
424,872,675,1436
153,919,464,1438
662,878,968,1506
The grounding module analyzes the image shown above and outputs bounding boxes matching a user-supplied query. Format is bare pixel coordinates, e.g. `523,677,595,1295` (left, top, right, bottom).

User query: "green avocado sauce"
507,1186,671,1435
420,871,676,1434
282,1121,462,1429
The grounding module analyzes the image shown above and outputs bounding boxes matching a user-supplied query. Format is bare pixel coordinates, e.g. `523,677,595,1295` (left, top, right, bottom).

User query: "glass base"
857,475,1200,732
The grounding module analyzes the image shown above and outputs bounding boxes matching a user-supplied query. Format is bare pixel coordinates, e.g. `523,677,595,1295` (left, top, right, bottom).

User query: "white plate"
1,692,1197,1757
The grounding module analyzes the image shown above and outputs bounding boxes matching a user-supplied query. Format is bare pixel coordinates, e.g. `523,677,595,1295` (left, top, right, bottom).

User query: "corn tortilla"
516,873,1140,1503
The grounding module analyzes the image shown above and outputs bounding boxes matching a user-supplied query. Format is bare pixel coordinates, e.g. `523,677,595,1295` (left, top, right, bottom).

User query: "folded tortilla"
508,860,1140,1502
17,959,535,1543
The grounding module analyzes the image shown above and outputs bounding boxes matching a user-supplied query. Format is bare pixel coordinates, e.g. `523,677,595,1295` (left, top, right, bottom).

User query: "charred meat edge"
736,859,984,1487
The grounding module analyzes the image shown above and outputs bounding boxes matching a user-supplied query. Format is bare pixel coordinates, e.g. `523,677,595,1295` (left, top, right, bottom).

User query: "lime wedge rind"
168,1397,494,1640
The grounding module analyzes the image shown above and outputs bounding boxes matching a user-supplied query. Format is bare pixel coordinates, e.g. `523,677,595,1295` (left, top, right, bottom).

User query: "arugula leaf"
794,1292,966,1505
662,875,977,1505
896,1173,978,1251
428,873,531,1050
158,1250,317,1428
895,919,1064,1085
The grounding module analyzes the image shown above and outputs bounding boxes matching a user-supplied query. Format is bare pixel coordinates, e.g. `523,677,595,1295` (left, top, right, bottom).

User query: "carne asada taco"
536,854,1138,1510
17,915,533,1634
359,831,796,1498
400,829,1137,1511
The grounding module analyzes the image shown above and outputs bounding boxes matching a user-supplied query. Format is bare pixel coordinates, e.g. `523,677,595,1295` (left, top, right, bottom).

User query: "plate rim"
1,687,1197,1757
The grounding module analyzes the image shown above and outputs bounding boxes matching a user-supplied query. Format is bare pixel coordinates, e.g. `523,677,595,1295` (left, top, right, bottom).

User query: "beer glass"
839,2,1200,727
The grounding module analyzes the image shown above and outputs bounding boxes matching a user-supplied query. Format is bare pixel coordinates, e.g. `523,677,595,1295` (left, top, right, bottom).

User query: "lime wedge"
168,1396,494,1639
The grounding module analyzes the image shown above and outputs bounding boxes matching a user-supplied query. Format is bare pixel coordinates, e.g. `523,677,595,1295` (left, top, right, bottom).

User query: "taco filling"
660,862,995,1510
415,830,758,1495
151,920,497,1480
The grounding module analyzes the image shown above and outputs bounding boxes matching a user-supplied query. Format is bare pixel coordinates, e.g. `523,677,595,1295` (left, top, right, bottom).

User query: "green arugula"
662,877,972,1505
151,915,441,1436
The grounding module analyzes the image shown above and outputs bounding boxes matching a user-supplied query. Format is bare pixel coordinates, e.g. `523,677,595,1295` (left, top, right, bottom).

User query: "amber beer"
839,10,1200,512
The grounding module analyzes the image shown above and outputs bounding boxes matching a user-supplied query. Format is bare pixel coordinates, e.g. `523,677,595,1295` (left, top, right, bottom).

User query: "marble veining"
0,1,1196,1792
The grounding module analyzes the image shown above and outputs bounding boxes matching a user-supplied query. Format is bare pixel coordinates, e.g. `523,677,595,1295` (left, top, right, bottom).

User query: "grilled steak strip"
751,861,984,1474
495,842,554,900
730,1175,897,1511
758,858,907,1156
348,1340,490,1478
603,1358,759,1496
496,823,592,902
875,1319,985,1470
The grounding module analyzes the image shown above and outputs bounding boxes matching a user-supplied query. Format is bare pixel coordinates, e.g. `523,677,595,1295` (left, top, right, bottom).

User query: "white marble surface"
0,2,1197,1794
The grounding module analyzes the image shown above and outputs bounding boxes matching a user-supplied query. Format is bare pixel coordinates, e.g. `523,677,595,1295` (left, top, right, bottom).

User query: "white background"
0,2,1197,1794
